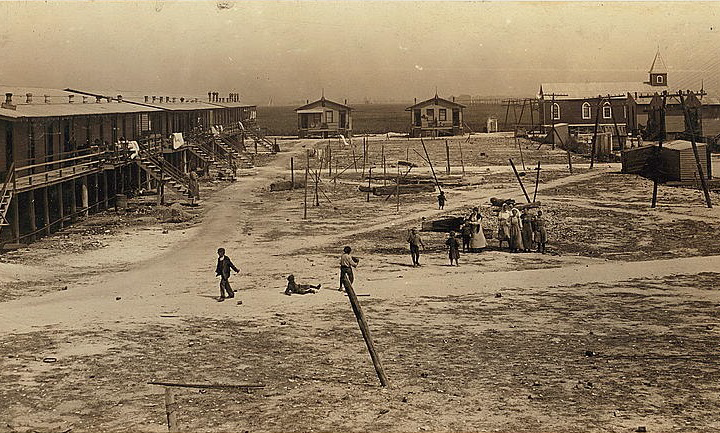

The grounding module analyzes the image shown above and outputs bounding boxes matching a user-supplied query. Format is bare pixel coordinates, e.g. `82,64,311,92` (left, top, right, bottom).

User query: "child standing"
445,231,461,266
534,210,548,254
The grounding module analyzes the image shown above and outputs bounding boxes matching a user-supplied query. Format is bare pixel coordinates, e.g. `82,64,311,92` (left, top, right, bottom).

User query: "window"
603,102,612,119
581,102,591,120
656,75,664,84
426,108,435,119
439,109,447,121
325,110,334,123
551,103,560,120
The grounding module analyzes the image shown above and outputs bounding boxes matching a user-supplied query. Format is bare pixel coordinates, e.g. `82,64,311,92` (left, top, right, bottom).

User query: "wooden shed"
295,97,352,139
660,140,711,181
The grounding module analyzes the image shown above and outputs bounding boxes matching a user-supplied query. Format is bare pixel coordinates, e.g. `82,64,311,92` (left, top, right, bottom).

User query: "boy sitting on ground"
285,274,321,296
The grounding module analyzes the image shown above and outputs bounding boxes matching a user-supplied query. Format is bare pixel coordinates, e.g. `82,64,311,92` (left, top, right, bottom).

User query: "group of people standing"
408,203,549,267
496,204,547,254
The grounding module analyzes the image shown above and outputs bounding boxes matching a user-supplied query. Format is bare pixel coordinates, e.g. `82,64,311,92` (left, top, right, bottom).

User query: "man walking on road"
407,227,425,267
215,247,239,302
339,246,359,292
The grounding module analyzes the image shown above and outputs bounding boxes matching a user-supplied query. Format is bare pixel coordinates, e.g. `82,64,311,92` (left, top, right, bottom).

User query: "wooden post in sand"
165,387,178,432
396,164,400,213
445,139,451,174
382,144,387,186
458,140,465,177
509,158,531,203
303,151,309,219
343,274,389,387
352,145,358,173
290,157,294,190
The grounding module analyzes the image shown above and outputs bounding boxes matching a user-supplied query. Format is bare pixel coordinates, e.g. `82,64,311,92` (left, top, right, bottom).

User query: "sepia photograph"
0,1,719,432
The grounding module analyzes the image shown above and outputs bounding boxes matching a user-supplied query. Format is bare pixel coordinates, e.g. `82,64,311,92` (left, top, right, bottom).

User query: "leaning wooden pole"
509,158,531,203
343,274,389,387
679,92,712,208
421,138,442,193
651,94,667,208
458,140,465,177
533,161,541,202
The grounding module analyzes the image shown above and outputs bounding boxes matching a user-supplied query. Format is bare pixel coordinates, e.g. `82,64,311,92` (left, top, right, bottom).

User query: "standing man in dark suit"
215,247,239,302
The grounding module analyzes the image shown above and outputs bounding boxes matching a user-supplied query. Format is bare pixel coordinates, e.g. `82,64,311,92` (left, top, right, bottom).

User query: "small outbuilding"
621,139,712,182
295,97,352,138
406,94,465,138
660,140,711,182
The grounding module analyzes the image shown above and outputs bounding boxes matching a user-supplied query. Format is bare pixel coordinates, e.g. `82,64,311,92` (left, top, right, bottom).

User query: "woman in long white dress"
468,207,487,252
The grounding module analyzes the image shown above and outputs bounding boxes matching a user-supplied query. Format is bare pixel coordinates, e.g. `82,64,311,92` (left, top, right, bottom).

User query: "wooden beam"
342,274,388,387
679,92,712,208
509,158,531,203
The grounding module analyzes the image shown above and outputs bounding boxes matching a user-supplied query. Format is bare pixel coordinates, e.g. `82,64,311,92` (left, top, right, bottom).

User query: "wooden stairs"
136,152,192,197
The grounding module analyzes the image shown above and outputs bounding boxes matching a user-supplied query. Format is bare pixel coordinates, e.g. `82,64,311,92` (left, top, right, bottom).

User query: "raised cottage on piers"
406,94,465,138
295,97,352,139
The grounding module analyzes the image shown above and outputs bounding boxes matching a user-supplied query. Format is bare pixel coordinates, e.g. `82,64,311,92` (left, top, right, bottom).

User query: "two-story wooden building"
406,94,465,138
0,87,260,248
295,97,352,138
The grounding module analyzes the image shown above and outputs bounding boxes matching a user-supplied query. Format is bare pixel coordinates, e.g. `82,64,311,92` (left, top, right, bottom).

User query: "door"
414,109,422,126
452,109,460,127
339,111,347,129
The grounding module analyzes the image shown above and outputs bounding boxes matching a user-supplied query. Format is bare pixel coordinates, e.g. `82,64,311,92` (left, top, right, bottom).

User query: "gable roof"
538,82,660,100
405,95,466,110
295,97,352,112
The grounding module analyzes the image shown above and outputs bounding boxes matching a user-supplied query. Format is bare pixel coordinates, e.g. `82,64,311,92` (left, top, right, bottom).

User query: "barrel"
116,194,128,210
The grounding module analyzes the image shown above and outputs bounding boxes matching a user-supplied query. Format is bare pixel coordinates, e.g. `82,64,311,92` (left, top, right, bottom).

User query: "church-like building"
537,52,720,145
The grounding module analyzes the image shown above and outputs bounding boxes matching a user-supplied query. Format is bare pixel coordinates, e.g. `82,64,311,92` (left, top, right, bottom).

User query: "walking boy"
215,247,239,302
339,246,359,292
407,227,425,267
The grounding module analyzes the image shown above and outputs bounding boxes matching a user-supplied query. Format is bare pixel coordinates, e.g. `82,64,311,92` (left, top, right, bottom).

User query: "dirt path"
2,140,719,432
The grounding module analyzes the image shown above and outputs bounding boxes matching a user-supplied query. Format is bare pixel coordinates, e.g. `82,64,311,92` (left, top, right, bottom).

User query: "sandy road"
1,142,718,337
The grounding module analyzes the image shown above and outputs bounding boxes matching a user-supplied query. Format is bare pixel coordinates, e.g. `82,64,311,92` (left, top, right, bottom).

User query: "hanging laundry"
172,132,184,150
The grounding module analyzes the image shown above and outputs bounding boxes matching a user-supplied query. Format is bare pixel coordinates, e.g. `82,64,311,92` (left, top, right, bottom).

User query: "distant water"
257,103,508,136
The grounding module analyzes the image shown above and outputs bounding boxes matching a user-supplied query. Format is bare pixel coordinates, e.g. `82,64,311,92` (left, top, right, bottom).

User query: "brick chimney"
144,96,149,103
172,97,177,103
1,93,15,110
152,96,157,103
96,96,102,103
82,96,88,103
159,96,164,103
26,93,33,103
117,94,123,102
44,95,50,104
68,95,75,103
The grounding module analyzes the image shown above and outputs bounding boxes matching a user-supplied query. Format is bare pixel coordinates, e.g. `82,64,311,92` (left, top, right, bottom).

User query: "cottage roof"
295,97,352,112
405,95,466,110
0,85,160,120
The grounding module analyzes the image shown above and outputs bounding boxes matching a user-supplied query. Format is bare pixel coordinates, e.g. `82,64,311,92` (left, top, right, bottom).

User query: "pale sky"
1,1,719,105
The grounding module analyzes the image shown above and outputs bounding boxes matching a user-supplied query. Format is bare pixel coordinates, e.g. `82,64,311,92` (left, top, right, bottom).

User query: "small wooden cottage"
295,97,352,138
406,95,465,138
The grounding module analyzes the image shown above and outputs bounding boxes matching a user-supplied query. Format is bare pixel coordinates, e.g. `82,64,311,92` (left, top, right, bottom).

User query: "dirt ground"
1,135,719,433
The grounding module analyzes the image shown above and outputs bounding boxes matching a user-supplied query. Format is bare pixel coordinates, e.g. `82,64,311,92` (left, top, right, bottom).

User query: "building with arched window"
536,51,720,148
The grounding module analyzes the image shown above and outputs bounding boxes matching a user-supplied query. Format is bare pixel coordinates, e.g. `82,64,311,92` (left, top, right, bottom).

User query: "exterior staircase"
186,144,236,179
244,124,277,153
136,151,192,197
0,164,16,237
